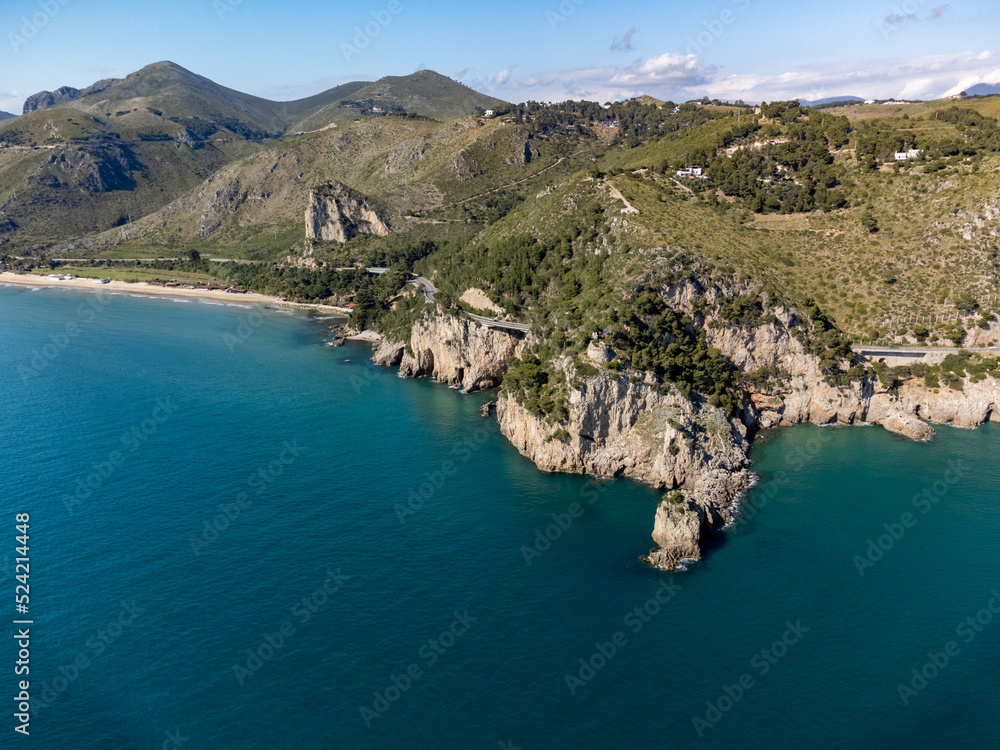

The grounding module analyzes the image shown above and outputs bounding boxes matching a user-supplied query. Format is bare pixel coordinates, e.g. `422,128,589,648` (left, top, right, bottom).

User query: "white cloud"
476,54,714,104
494,67,515,86
0,91,22,114
472,49,1000,105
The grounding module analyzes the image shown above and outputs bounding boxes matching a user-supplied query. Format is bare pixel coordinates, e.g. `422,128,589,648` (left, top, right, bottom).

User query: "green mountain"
0,112,15,120
7,62,1000,360
1,63,509,249
21,62,505,136
289,70,507,132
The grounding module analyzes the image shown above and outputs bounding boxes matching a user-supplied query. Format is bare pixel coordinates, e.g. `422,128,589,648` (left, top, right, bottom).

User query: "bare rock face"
382,140,427,176
379,312,527,392
586,342,614,364
458,288,503,315
644,498,706,570
898,379,1000,428
498,376,751,505
305,182,389,243
371,340,405,367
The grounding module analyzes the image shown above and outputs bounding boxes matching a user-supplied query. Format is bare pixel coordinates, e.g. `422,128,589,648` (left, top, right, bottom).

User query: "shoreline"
0,272,350,314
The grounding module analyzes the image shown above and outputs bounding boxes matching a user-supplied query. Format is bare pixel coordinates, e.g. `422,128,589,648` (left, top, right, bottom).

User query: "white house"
676,167,704,178
894,149,921,161
484,109,494,117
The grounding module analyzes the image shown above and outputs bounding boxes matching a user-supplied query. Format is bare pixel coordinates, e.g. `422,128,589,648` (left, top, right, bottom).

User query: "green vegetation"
8,63,1000,421
502,354,569,421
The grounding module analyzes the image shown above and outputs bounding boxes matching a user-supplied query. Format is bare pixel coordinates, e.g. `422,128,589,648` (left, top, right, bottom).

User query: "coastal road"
411,274,437,303
467,313,531,334
333,266,437,302
45,257,260,264
853,344,1000,365
345,266,522,328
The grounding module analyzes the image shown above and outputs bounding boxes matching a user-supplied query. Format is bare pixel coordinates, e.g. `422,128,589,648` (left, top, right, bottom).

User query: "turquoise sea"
1,283,999,749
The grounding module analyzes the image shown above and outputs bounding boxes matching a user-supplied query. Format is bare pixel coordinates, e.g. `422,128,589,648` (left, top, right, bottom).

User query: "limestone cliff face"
497,376,751,569
370,285,1000,572
708,314,934,440
375,312,527,392
305,182,389,243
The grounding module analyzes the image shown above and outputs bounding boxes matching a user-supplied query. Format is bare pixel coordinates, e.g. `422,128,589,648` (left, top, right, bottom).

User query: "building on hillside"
676,167,704,178
484,109,494,117
894,149,921,161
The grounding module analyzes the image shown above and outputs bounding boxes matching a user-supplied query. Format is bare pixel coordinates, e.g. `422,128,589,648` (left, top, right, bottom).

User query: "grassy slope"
0,108,267,247
9,85,1000,350
73,115,590,258
419,108,1000,344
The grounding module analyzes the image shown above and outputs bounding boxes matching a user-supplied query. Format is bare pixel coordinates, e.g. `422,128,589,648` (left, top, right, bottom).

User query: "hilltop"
21,61,505,135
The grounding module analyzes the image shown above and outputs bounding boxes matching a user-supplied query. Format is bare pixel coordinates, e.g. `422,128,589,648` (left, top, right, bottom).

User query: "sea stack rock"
645,495,706,570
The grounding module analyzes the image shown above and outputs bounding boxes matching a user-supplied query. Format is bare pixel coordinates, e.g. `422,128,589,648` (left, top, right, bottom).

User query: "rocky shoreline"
363,304,1000,571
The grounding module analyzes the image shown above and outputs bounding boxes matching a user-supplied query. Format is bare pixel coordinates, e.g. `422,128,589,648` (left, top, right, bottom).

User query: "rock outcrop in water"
305,182,389,243
371,282,1000,570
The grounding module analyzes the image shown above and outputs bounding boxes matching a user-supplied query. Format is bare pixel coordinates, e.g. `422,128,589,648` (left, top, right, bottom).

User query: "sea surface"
1,283,998,749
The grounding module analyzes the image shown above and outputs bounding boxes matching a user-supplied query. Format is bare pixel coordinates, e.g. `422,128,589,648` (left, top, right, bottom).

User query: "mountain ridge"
21,61,507,134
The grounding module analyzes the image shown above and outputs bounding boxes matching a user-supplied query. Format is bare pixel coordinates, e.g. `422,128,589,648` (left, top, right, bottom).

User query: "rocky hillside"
0,63,510,251
369,278,1000,570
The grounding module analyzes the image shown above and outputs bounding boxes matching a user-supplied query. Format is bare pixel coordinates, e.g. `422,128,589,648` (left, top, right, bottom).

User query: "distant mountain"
21,62,508,137
23,61,290,138
23,78,120,114
798,95,865,106
0,61,510,248
0,112,15,120
290,70,507,132
966,83,1000,97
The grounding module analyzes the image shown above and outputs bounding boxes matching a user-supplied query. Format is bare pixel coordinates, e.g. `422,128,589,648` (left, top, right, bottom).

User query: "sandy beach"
0,272,350,314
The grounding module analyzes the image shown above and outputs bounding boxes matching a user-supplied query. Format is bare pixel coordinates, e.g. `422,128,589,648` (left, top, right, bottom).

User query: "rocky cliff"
305,182,389,243
498,377,751,570
373,311,527,392
371,289,1000,571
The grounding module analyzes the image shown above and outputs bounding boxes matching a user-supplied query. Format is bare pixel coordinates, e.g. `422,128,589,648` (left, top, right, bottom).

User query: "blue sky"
2,0,999,113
